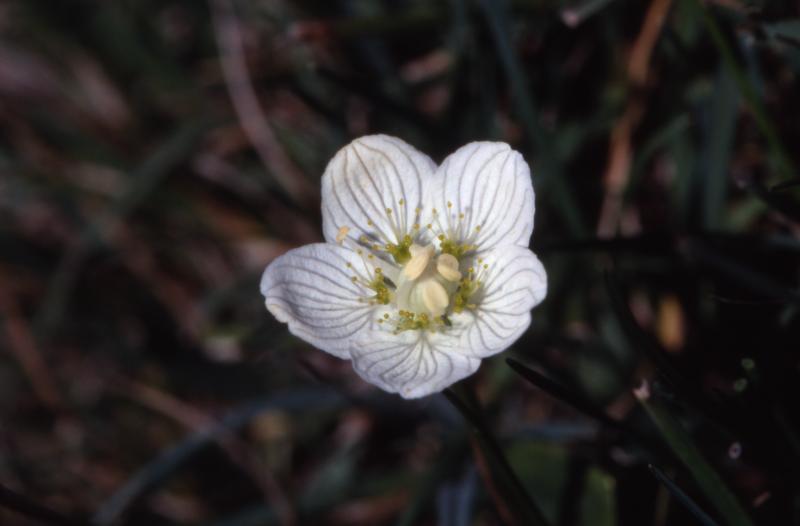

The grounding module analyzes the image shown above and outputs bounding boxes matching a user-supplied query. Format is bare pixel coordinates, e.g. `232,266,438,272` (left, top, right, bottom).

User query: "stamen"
336,226,350,244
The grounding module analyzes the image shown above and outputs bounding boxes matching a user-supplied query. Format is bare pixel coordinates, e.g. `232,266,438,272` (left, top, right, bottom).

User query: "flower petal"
351,330,480,399
433,142,534,252
260,243,385,359
455,245,547,358
321,135,436,247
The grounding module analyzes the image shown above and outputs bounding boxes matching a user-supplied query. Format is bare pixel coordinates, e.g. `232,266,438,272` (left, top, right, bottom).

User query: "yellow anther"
336,226,350,244
432,208,438,215
475,225,482,232
413,223,420,230
415,207,421,214
345,262,352,268
399,198,405,206
439,237,473,259
351,276,358,282
459,213,465,220
447,201,453,208
385,208,393,215
383,313,389,319
367,219,373,226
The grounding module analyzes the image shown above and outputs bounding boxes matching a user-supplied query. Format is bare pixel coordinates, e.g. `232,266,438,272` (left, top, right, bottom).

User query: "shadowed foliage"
1,0,800,524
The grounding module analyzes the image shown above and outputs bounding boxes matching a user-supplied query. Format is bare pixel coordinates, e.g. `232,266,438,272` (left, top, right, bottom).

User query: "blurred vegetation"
1,0,800,524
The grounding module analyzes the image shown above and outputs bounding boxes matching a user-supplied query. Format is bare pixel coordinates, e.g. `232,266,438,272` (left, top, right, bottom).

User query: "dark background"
2,0,800,524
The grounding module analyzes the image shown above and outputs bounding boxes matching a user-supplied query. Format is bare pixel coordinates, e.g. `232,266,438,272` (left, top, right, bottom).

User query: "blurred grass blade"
604,273,686,391
771,177,800,191
742,179,800,224
605,273,744,436
691,0,795,180
93,388,345,526
625,113,690,204
477,0,585,236
634,382,755,526
687,241,800,304
396,437,467,526
36,118,214,335
762,19,800,47
506,358,619,429
704,67,738,230
436,466,479,526
648,464,720,526
443,386,550,526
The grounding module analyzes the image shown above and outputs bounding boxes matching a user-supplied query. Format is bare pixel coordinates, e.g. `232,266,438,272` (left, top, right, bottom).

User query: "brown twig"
210,0,318,209
468,435,518,525
596,0,674,237
0,283,62,410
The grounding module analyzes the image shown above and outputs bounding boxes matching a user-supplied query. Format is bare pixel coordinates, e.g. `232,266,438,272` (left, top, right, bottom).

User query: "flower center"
337,200,490,333
395,244,461,318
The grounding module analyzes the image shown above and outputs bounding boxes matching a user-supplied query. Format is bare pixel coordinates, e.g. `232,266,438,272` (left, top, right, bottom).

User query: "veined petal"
351,330,480,399
260,243,388,359
321,135,436,247
433,142,534,253
455,245,547,358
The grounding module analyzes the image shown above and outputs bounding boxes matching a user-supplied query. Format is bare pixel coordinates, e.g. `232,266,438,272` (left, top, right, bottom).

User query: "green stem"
445,384,550,526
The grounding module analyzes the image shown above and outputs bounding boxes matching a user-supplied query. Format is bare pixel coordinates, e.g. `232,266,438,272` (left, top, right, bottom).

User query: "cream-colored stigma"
402,244,434,280
436,253,462,282
336,226,350,244
421,280,449,316
395,244,463,319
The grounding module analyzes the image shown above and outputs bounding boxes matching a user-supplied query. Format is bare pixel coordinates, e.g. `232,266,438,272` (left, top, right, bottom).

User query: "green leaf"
634,382,755,526
648,464,719,526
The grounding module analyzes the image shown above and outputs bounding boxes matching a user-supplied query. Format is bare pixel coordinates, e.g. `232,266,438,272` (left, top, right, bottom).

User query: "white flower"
260,135,547,399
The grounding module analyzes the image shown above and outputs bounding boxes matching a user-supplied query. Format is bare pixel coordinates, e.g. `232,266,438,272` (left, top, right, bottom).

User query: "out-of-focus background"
2,0,800,524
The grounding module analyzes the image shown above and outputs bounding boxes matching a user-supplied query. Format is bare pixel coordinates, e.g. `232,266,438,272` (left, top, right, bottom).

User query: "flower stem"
444,384,550,526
